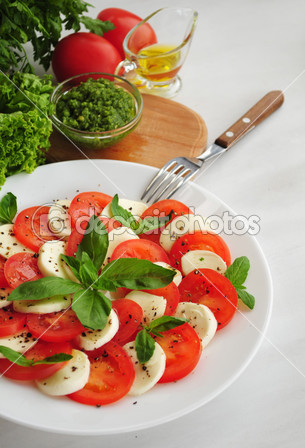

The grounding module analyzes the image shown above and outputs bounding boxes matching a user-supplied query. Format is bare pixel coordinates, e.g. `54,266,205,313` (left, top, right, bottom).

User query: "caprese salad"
0,190,255,406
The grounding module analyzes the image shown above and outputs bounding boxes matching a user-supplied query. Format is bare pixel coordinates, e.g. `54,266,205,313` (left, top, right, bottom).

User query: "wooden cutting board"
47,94,207,168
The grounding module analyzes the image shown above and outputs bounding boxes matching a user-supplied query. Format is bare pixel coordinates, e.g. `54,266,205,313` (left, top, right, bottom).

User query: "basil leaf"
110,194,138,231
148,329,163,338
109,195,173,235
225,256,250,287
0,346,74,367
76,215,109,270
81,251,97,272
8,277,82,301
236,288,255,310
0,346,32,366
225,256,255,310
97,277,117,292
72,289,112,330
101,258,175,290
33,353,73,365
135,329,155,364
0,192,17,224
136,211,174,235
61,254,81,281
148,316,187,334
79,252,99,287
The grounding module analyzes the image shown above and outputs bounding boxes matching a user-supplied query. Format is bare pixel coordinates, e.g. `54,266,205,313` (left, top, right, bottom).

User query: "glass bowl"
50,73,143,150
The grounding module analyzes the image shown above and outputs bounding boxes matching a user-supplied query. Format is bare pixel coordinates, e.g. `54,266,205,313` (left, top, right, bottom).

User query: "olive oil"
136,44,181,82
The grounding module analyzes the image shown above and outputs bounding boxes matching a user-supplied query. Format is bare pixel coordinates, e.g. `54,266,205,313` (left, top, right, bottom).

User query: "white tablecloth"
1,0,304,446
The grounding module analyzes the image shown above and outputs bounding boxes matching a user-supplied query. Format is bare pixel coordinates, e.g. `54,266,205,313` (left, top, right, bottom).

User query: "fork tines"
141,157,201,203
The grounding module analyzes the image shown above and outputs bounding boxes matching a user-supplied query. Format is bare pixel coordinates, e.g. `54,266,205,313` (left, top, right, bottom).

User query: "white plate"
0,160,272,435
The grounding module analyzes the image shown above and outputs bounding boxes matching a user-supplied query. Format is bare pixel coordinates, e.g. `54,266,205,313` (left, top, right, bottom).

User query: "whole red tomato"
98,8,157,59
52,32,121,82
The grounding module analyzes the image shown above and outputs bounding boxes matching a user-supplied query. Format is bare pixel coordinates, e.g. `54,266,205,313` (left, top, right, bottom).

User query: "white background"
1,0,305,446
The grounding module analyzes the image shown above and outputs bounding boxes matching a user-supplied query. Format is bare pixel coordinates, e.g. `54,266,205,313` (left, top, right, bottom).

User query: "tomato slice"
26,309,85,343
179,268,238,329
0,340,73,381
112,299,143,345
144,282,180,315
169,231,231,270
68,341,135,406
0,307,26,337
66,216,121,257
4,252,43,289
110,239,170,264
13,206,58,252
68,192,112,229
139,199,193,245
0,256,9,288
66,228,83,257
155,323,202,383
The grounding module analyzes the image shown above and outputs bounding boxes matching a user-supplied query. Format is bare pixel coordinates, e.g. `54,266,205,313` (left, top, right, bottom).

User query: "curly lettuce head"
0,72,54,187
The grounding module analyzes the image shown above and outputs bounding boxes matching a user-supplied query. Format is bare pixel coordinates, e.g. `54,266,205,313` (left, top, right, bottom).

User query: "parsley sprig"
9,215,175,330
0,0,115,73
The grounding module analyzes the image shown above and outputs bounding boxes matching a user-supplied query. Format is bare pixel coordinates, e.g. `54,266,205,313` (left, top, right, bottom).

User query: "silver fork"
141,90,284,203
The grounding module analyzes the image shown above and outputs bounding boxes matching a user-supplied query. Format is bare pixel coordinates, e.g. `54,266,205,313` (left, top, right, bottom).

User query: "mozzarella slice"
123,341,166,395
154,261,182,286
181,250,227,276
0,287,12,309
36,349,90,396
0,224,33,258
48,200,72,239
13,295,72,314
76,309,119,351
175,302,217,348
125,291,166,325
38,241,71,279
159,214,212,253
0,331,37,358
101,199,148,220
102,226,139,268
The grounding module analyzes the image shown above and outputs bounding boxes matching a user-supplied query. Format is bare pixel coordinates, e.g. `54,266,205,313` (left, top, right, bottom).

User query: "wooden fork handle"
214,90,284,148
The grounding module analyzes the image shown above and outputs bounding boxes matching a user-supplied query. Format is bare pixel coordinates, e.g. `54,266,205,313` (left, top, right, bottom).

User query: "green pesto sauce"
56,78,136,132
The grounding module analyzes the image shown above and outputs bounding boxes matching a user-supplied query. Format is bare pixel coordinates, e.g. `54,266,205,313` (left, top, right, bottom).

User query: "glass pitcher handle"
115,59,138,78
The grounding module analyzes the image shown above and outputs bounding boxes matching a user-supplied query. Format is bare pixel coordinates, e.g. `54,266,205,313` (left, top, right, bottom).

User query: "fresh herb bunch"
0,0,114,73
0,72,54,186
